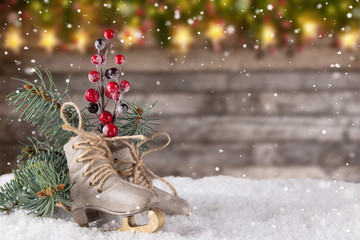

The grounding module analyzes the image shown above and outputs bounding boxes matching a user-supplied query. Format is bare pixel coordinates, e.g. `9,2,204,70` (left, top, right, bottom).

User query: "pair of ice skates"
61,103,191,233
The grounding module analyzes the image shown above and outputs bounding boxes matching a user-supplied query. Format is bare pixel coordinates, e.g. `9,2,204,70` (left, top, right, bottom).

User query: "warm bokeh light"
39,30,59,53
300,17,319,42
261,24,276,48
4,27,24,53
118,26,143,48
72,30,89,53
205,21,225,50
338,30,359,50
172,25,193,53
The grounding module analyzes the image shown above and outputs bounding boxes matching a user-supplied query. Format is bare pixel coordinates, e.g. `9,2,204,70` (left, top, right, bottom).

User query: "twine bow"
60,102,177,196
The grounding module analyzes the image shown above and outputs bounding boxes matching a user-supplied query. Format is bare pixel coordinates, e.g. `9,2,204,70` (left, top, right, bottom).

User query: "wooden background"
1,46,360,182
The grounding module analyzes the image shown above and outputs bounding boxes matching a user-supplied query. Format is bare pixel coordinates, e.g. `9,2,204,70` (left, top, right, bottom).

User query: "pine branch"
0,178,22,213
20,137,67,172
6,67,91,148
117,99,160,151
16,161,72,217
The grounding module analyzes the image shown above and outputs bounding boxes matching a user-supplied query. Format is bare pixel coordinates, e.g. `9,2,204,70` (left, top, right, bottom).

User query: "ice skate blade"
71,205,150,227
117,208,165,233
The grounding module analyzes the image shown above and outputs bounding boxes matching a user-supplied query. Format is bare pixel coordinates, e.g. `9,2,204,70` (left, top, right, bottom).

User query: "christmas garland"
2,0,360,53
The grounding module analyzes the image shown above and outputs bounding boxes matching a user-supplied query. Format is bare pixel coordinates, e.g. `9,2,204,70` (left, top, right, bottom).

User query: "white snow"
0,173,14,186
1,174,360,239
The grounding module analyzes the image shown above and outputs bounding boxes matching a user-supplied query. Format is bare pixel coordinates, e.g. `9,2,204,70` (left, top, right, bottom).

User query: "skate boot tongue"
72,132,117,192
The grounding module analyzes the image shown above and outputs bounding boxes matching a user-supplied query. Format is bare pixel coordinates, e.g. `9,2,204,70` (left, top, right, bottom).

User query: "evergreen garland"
3,0,360,52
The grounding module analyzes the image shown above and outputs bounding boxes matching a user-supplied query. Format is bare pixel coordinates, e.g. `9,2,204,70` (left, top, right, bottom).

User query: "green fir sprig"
20,137,67,172
0,178,22,213
6,67,91,147
117,99,160,151
16,161,72,217
118,99,160,137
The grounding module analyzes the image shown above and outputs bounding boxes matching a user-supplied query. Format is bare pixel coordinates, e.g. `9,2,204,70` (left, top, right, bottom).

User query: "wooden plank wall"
1,47,360,181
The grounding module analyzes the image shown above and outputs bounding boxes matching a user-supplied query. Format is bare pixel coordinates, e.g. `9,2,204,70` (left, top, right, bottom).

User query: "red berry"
106,90,120,100
85,89,99,103
91,54,104,65
88,71,100,82
105,90,120,101
104,30,115,40
105,89,112,99
103,123,118,137
114,55,125,65
120,80,130,93
99,111,113,124
107,81,119,93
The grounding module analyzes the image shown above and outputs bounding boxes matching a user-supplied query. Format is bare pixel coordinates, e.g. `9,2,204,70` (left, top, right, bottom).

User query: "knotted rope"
114,132,178,196
60,102,177,196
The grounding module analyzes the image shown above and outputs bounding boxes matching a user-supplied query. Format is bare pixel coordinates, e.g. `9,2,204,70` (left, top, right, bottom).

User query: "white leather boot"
108,139,192,216
64,135,160,226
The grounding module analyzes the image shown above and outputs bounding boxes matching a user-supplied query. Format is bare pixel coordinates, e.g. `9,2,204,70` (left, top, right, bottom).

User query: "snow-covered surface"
1,174,360,240
0,173,14,186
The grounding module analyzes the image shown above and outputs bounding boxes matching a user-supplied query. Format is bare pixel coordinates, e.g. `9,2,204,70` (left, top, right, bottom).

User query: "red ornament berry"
85,89,99,103
120,80,130,93
104,30,115,40
91,54,104,65
99,111,113,124
88,71,100,83
106,90,120,100
107,81,119,93
103,123,118,137
105,89,113,99
114,55,125,66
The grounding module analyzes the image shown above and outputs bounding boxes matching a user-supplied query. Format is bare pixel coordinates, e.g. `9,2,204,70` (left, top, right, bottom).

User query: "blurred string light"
338,30,359,50
4,27,24,53
261,24,276,48
39,30,59,53
118,26,143,48
172,25,193,53
1,0,360,54
299,17,319,42
72,30,89,53
205,21,225,51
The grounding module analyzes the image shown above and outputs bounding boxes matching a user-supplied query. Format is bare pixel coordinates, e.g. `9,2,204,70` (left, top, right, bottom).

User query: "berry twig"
86,30,130,137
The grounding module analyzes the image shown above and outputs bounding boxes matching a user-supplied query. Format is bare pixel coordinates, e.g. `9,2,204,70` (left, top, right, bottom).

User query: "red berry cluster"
85,29,131,137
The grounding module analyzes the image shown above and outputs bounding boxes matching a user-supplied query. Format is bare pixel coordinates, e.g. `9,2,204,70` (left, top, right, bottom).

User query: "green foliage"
0,178,22,213
117,99,160,151
8,0,360,51
6,68,91,147
0,137,72,216
0,68,76,216
16,161,72,217
20,137,67,172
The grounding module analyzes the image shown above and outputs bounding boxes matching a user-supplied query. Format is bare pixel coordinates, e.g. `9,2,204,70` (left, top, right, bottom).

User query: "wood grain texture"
1,48,360,181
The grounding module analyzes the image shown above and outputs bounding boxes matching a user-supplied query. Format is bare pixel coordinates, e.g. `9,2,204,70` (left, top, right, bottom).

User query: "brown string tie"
60,102,177,196
115,132,178,196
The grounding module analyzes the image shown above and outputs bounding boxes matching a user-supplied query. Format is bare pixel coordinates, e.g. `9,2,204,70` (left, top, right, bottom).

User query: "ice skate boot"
109,132,192,216
61,103,165,233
